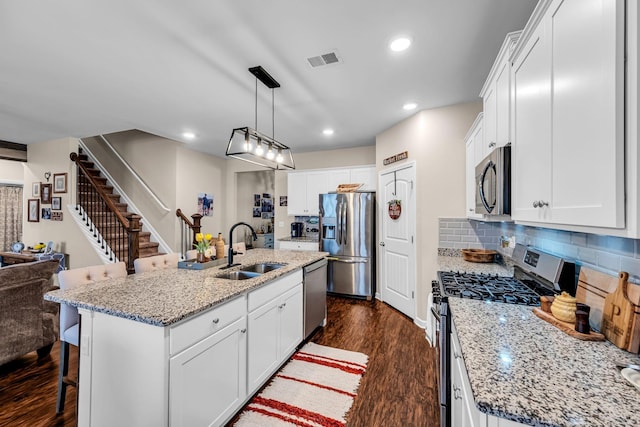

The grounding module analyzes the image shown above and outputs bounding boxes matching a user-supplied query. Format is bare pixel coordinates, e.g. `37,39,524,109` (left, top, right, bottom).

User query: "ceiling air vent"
306,50,342,68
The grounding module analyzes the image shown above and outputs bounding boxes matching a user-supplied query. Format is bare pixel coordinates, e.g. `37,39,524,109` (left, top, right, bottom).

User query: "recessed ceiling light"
403,102,417,110
323,128,334,136
390,37,412,52
182,131,196,140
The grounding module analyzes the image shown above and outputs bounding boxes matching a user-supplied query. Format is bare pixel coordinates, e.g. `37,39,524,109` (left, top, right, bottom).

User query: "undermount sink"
240,263,286,274
216,271,262,281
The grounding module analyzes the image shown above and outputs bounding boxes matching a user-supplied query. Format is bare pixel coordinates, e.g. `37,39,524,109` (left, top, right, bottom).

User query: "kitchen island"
449,298,640,427
45,249,327,427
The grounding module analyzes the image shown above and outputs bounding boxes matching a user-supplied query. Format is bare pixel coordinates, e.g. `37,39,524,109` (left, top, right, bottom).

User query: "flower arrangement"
194,233,213,254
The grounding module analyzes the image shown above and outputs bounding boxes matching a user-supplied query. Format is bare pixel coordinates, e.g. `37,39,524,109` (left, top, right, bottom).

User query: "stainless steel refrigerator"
319,191,375,299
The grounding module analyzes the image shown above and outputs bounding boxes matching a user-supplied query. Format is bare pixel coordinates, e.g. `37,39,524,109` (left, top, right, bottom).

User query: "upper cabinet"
511,0,625,229
480,32,521,159
287,166,376,216
465,113,484,219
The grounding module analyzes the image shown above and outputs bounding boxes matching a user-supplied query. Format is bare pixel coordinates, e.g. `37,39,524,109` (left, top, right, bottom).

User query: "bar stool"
56,262,128,414
133,253,179,274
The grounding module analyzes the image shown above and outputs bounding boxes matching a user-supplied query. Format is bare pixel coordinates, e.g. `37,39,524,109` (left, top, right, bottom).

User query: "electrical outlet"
278,221,284,228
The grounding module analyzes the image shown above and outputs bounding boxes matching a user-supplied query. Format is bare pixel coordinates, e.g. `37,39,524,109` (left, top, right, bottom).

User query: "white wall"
375,100,482,321
0,158,25,183
22,138,102,268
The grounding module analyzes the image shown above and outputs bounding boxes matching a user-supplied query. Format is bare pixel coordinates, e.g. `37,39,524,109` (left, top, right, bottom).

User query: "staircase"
71,150,162,271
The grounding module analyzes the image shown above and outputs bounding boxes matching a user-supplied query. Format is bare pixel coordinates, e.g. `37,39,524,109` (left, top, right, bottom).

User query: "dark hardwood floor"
0,296,439,427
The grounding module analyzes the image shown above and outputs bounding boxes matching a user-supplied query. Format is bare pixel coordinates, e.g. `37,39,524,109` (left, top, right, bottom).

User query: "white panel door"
512,24,552,222
548,0,624,227
482,86,496,159
247,298,280,395
326,169,351,193
350,166,377,191
287,172,307,216
494,60,511,148
379,164,416,318
305,171,328,215
278,285,303,359
169,317,247,427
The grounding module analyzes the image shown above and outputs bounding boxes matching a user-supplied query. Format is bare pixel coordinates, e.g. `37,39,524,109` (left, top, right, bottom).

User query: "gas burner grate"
437,271,544,306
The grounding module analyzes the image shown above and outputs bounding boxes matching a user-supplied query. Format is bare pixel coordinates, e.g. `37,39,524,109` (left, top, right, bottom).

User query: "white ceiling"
0,0,537,157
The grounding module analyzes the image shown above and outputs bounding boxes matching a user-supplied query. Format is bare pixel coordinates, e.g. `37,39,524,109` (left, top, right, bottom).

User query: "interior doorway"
378,163,416,319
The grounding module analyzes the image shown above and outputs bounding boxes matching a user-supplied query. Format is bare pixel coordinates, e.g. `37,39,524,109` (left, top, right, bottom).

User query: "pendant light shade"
227,127,295,170
226,66,295,170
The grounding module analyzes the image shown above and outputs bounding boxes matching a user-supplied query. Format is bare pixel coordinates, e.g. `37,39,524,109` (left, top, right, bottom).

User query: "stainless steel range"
433,244,576,427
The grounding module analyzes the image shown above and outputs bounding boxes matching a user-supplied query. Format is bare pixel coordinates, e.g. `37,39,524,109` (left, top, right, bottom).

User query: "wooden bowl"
461,249,497,263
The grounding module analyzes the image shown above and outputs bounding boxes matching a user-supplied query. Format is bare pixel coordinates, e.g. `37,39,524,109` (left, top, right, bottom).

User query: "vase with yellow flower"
194,232,213,263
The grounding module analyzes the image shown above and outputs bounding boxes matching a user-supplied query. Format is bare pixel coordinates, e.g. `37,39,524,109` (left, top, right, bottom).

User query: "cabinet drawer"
170,295,246,355
248,270,302,312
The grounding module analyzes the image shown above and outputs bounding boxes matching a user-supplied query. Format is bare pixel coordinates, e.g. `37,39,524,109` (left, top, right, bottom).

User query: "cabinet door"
247,298,280,394
547,0,624,228
287,172,308,216
305,171,328,215
483,86,497,159
511,24,552,222
350,167,377,191
494,60,511,148
326,169,351,193
279,284,303,359
170,317,247,427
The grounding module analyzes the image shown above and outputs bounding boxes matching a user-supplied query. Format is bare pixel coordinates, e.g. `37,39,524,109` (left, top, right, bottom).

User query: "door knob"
379,242,385,247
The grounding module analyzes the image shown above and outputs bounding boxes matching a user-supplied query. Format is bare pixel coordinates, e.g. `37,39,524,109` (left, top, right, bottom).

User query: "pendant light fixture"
226,66,295,170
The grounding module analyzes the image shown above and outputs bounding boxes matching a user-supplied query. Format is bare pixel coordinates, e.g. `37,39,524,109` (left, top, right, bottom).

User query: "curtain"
0,185,23,251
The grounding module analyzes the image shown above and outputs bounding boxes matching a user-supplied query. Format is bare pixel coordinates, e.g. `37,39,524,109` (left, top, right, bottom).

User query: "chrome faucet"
225,222,257,268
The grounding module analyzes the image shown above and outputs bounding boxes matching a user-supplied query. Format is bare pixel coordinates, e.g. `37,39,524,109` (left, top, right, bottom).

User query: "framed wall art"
28,199,40,222
40,183,52,204
32,182,41,197
52,197,62,210
51,211,63,221
53,173,67,193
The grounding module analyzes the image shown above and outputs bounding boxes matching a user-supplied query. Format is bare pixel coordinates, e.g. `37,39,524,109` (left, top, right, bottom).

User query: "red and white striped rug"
234,342,368,427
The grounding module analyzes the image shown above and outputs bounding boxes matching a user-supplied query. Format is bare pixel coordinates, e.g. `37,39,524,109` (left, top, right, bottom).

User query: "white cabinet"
287,171,327,215
451,323,485,427
511,0,625,228
287,166,376,216
278,240,319,251
480,32,520,159
465,113,484,219
169,316,247,427
247,271,303,395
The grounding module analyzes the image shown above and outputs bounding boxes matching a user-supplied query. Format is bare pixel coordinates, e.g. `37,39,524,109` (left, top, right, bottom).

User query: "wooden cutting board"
575,267,640,353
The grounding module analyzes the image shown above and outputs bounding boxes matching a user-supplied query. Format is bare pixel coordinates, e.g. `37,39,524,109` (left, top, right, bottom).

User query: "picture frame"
41,207,51,220
32,182,41,197
53,173,67,193
51,211,63,221
40,183,52,204
52,197,62,210
28,199,40,222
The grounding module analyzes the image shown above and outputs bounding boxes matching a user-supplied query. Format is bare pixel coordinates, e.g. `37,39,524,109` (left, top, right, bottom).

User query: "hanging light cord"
254,77,258,130
272,88,275,139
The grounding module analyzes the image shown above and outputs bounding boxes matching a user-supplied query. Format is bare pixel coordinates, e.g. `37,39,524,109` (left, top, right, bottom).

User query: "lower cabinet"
76,270,304,427
170,316,247,427
278,240,319,251
247,272,303,395
451,323,527,427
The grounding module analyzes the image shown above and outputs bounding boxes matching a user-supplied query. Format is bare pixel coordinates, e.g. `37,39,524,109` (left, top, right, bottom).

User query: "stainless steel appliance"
303,258,328,339
432,244,575,427
475,144,511,215
319,191,375,299
291,222,304,238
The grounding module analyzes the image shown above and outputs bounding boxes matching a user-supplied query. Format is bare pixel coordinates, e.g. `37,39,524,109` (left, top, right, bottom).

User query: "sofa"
0,259,61,365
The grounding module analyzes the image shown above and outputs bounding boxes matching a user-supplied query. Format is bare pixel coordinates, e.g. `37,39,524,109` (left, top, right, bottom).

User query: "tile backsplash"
439,217,640,283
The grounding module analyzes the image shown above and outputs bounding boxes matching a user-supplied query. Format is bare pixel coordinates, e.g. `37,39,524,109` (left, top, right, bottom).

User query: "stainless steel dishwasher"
303,258,328,339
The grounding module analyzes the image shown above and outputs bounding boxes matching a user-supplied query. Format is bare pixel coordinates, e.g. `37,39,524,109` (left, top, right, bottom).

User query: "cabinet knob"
241,328,246,334
533,200,549,208
453,385,462,400
379,242,385,247
212,318,220,324
533,201,539,208
489,142,496,148
454,351,462,359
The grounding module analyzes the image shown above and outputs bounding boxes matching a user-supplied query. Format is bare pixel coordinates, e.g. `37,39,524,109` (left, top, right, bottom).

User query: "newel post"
191,213,203,245
126,214,142,274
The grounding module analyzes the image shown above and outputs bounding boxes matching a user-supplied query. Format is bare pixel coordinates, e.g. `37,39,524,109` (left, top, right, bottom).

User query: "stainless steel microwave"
475,145,511,216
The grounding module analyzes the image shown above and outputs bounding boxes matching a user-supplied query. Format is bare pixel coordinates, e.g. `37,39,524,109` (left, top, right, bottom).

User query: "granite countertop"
449,298,640,427
277,236,319,242
437,255,513,276
45,249,327,327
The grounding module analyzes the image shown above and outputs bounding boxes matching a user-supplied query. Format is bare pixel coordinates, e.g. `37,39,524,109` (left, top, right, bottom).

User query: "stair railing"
70,152,140,273
176,209,202,260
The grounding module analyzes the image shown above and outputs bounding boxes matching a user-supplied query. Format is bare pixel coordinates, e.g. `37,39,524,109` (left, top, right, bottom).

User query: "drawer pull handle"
212,318,220,324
